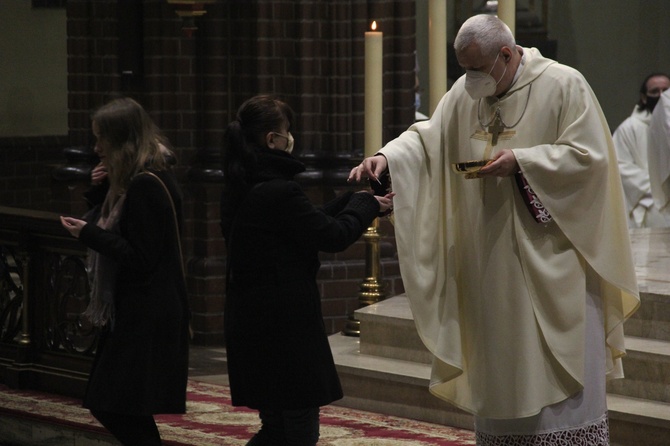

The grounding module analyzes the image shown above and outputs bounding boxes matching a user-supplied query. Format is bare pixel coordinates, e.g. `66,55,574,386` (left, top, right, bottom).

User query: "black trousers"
90,409,162,446
246,407,320,446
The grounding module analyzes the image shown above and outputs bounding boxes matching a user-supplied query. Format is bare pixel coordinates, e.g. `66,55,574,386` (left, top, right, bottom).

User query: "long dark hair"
93,97,172,195
222,95,294,206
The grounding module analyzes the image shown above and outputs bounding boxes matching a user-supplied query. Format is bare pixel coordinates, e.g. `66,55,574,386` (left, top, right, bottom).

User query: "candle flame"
371,21,377,31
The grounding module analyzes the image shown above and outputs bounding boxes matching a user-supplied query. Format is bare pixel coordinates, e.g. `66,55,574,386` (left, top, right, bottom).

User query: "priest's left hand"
477,149,519,178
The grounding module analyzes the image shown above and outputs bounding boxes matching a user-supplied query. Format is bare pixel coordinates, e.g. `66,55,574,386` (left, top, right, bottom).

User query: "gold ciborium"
451,159,492,179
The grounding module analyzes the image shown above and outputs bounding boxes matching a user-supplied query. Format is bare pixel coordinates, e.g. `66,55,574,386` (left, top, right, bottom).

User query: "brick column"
185,147,225,345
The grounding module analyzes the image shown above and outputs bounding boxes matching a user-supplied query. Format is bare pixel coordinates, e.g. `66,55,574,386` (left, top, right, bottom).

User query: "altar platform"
330,227,670,446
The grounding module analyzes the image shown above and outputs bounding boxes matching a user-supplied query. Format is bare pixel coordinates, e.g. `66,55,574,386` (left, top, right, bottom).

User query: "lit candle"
428,0,447,115
365,21,383,158
497,0,516,36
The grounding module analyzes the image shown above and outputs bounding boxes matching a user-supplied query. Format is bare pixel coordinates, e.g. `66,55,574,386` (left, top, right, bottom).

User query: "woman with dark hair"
221,95,393,445
61,97,190,446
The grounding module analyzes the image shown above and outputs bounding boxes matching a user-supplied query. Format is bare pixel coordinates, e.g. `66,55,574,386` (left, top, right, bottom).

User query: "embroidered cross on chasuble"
471,112,516,163
486,112,508,147
472,112,553,224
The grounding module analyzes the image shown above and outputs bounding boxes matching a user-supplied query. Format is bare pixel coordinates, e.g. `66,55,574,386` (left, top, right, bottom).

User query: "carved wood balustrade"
0,206,97,398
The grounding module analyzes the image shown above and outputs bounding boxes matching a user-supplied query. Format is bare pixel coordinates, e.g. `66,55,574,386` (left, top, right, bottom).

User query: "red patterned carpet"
0,380,475,445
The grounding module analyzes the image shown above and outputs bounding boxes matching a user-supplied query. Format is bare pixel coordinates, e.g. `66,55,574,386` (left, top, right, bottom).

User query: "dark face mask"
645,95,661,112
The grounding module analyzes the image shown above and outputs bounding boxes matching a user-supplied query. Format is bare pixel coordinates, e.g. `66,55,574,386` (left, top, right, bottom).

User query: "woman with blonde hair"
61,97,190,446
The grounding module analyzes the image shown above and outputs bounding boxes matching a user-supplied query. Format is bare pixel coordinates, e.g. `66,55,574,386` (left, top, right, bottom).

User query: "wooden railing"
0,206,96,398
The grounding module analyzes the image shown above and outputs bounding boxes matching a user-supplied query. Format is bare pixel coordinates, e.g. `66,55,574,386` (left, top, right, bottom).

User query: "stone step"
329,332,474,431
606,336,670,404
624,292,670,342
628,228,670,342
607,394,670,446
356,296,670,403
356,294,432,364
330,332,670,445
333,292,670,445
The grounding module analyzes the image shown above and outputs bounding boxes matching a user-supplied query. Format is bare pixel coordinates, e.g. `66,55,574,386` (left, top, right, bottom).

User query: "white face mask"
464,52,507,99
271,132,294,154
284,132,294,154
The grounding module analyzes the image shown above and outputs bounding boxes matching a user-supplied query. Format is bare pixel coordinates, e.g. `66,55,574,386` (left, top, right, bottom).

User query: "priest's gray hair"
454,14,516,59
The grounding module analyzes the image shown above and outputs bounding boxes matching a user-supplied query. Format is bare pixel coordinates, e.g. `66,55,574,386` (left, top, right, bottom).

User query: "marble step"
356,293,670,394
628,228,670,342
624,292,670,342
330,332,670,444
606,336,670,404
330,332,670,445
359,297,670,405
358,292,670,346
357,301,670,408
356,294,432,364
329,332,474,430
607,394,670,446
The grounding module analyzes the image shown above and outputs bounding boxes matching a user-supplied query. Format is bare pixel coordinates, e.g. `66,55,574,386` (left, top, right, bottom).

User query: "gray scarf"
84,191,126,329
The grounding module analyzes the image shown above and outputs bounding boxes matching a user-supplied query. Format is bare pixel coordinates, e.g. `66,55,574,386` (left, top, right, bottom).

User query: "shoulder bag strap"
142,171,185,281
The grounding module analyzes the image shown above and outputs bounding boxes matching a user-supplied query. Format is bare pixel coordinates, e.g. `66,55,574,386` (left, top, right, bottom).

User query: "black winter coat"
79,170,190,415
220,149,380,410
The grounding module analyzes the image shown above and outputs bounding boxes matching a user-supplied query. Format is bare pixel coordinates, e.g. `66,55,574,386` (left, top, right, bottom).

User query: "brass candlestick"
343,218,386,337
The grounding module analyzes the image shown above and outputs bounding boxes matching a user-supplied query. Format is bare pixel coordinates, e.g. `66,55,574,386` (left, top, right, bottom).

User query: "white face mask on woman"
464,52,507,100
271,132,294,154
285,132,294,154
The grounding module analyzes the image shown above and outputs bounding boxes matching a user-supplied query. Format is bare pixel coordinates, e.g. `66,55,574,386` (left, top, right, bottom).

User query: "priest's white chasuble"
378,48,639,422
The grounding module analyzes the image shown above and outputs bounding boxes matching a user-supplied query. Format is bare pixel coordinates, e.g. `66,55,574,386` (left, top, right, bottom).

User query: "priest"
612,73,670,228
648,88,670,224
349,14,639,446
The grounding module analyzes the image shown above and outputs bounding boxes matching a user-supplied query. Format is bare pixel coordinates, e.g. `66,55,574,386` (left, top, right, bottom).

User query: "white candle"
497,0,516,37
365,21,383,158
428,0,447,116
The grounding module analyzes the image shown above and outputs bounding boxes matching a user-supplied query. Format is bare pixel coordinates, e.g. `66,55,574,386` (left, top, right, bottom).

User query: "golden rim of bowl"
451,159,491,173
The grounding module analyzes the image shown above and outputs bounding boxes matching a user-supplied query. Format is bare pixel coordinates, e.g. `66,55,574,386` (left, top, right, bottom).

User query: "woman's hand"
60,216,87,238
348,155,388,183
91,162,108,185
374,192,395,213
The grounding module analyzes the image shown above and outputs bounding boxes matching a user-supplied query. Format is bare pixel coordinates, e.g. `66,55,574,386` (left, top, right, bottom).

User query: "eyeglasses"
272,132,290,141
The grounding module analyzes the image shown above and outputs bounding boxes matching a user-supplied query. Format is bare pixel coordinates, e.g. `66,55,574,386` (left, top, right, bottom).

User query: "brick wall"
0,136,68,211
247,0,416,156
3,0,414,345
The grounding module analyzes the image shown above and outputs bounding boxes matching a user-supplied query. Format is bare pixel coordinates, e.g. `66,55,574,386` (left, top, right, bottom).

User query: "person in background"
60,97,190,446
349,14,638,445
612,72,670,227
220,95,393,446
648,87,670,225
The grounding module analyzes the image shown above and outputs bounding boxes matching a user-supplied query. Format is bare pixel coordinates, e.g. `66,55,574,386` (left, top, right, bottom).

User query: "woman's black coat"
78,170,190,415
220,149,380,411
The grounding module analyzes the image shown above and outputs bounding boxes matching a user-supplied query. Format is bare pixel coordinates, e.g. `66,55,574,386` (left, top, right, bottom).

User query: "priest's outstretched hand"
348,154,388,184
